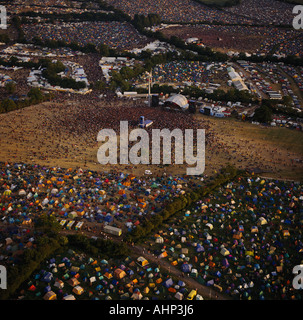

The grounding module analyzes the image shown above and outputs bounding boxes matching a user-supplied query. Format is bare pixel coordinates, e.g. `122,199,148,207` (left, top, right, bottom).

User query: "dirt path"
131,244,231,300
59,227,231,299
0,217,231,300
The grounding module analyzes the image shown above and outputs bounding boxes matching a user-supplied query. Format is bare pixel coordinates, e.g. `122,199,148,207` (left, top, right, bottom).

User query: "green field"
253,127,303,156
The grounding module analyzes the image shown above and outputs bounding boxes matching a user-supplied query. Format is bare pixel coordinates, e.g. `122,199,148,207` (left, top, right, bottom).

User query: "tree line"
0,214,130,300
125,165,243,244
39,58,87,90
0,88,54,114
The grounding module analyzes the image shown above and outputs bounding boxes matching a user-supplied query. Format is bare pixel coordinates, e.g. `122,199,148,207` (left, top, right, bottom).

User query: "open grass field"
194,114,303,180
0,98,302,180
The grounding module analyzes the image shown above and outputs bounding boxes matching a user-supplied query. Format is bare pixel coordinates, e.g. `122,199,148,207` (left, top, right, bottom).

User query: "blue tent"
181,263,192,273
163,278,173,288
214,271,222,277
112,280,118,286
206,279,214,286
44,285,51,292
42,272,53,283
104,215,113,223
178,280,185,287
196,244,204,253
127,269,134,275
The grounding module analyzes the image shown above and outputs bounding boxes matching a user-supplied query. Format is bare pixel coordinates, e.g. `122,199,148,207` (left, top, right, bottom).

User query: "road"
61,228,232,299
130,243,231,300
0,221,232,300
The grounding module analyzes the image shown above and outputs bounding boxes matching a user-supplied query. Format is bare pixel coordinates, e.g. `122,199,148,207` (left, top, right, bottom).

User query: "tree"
9,56,19,66
94,80,106,91
99,43,110,56
282,95,292,107
5,81,16,94
120,66,135,79
32,36,43,46
27,87,44,103
253,105,273,123
0,99,16,113
0,34,10,44
82,43,97,53
35,214,61,235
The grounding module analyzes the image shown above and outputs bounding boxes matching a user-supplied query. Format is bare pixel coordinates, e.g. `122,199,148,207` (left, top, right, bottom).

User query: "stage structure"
163,94,189,111
139,116,153,128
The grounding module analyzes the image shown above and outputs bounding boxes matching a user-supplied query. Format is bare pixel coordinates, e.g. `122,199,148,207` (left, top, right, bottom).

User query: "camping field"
19,248,198,300
0,99,302,301
142,175,303,300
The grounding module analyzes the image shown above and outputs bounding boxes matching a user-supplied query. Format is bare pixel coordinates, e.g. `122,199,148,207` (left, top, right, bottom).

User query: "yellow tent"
72,286,84,295
3,190,11,196
43,291,57,300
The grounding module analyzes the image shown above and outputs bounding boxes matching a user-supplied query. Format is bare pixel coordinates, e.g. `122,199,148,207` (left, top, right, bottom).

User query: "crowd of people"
1,87,300,184
105,0,294,26
161,23,302,57
22,21,149,51
17,0,303,59
223,0,294,26
105,0,254,24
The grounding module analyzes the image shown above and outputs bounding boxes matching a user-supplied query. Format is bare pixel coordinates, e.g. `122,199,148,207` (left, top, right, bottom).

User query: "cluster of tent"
0,234,35,265
148,176,303,300
23,249,197,300
0,73,14,88
27,60,90,94
145,61,224,90
0,162,198,233
1,43,83,59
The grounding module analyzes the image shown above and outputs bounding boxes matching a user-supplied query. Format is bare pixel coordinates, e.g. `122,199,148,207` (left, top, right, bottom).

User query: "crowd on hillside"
223,0,294,26
105,0,254,24
22,21,149,50
104,0,293,26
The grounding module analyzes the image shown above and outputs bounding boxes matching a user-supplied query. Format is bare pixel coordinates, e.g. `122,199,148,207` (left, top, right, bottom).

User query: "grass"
252,126,303,156
201,115,303,155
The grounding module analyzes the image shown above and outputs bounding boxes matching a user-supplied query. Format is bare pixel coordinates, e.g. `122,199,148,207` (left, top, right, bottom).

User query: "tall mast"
148,69,152,107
